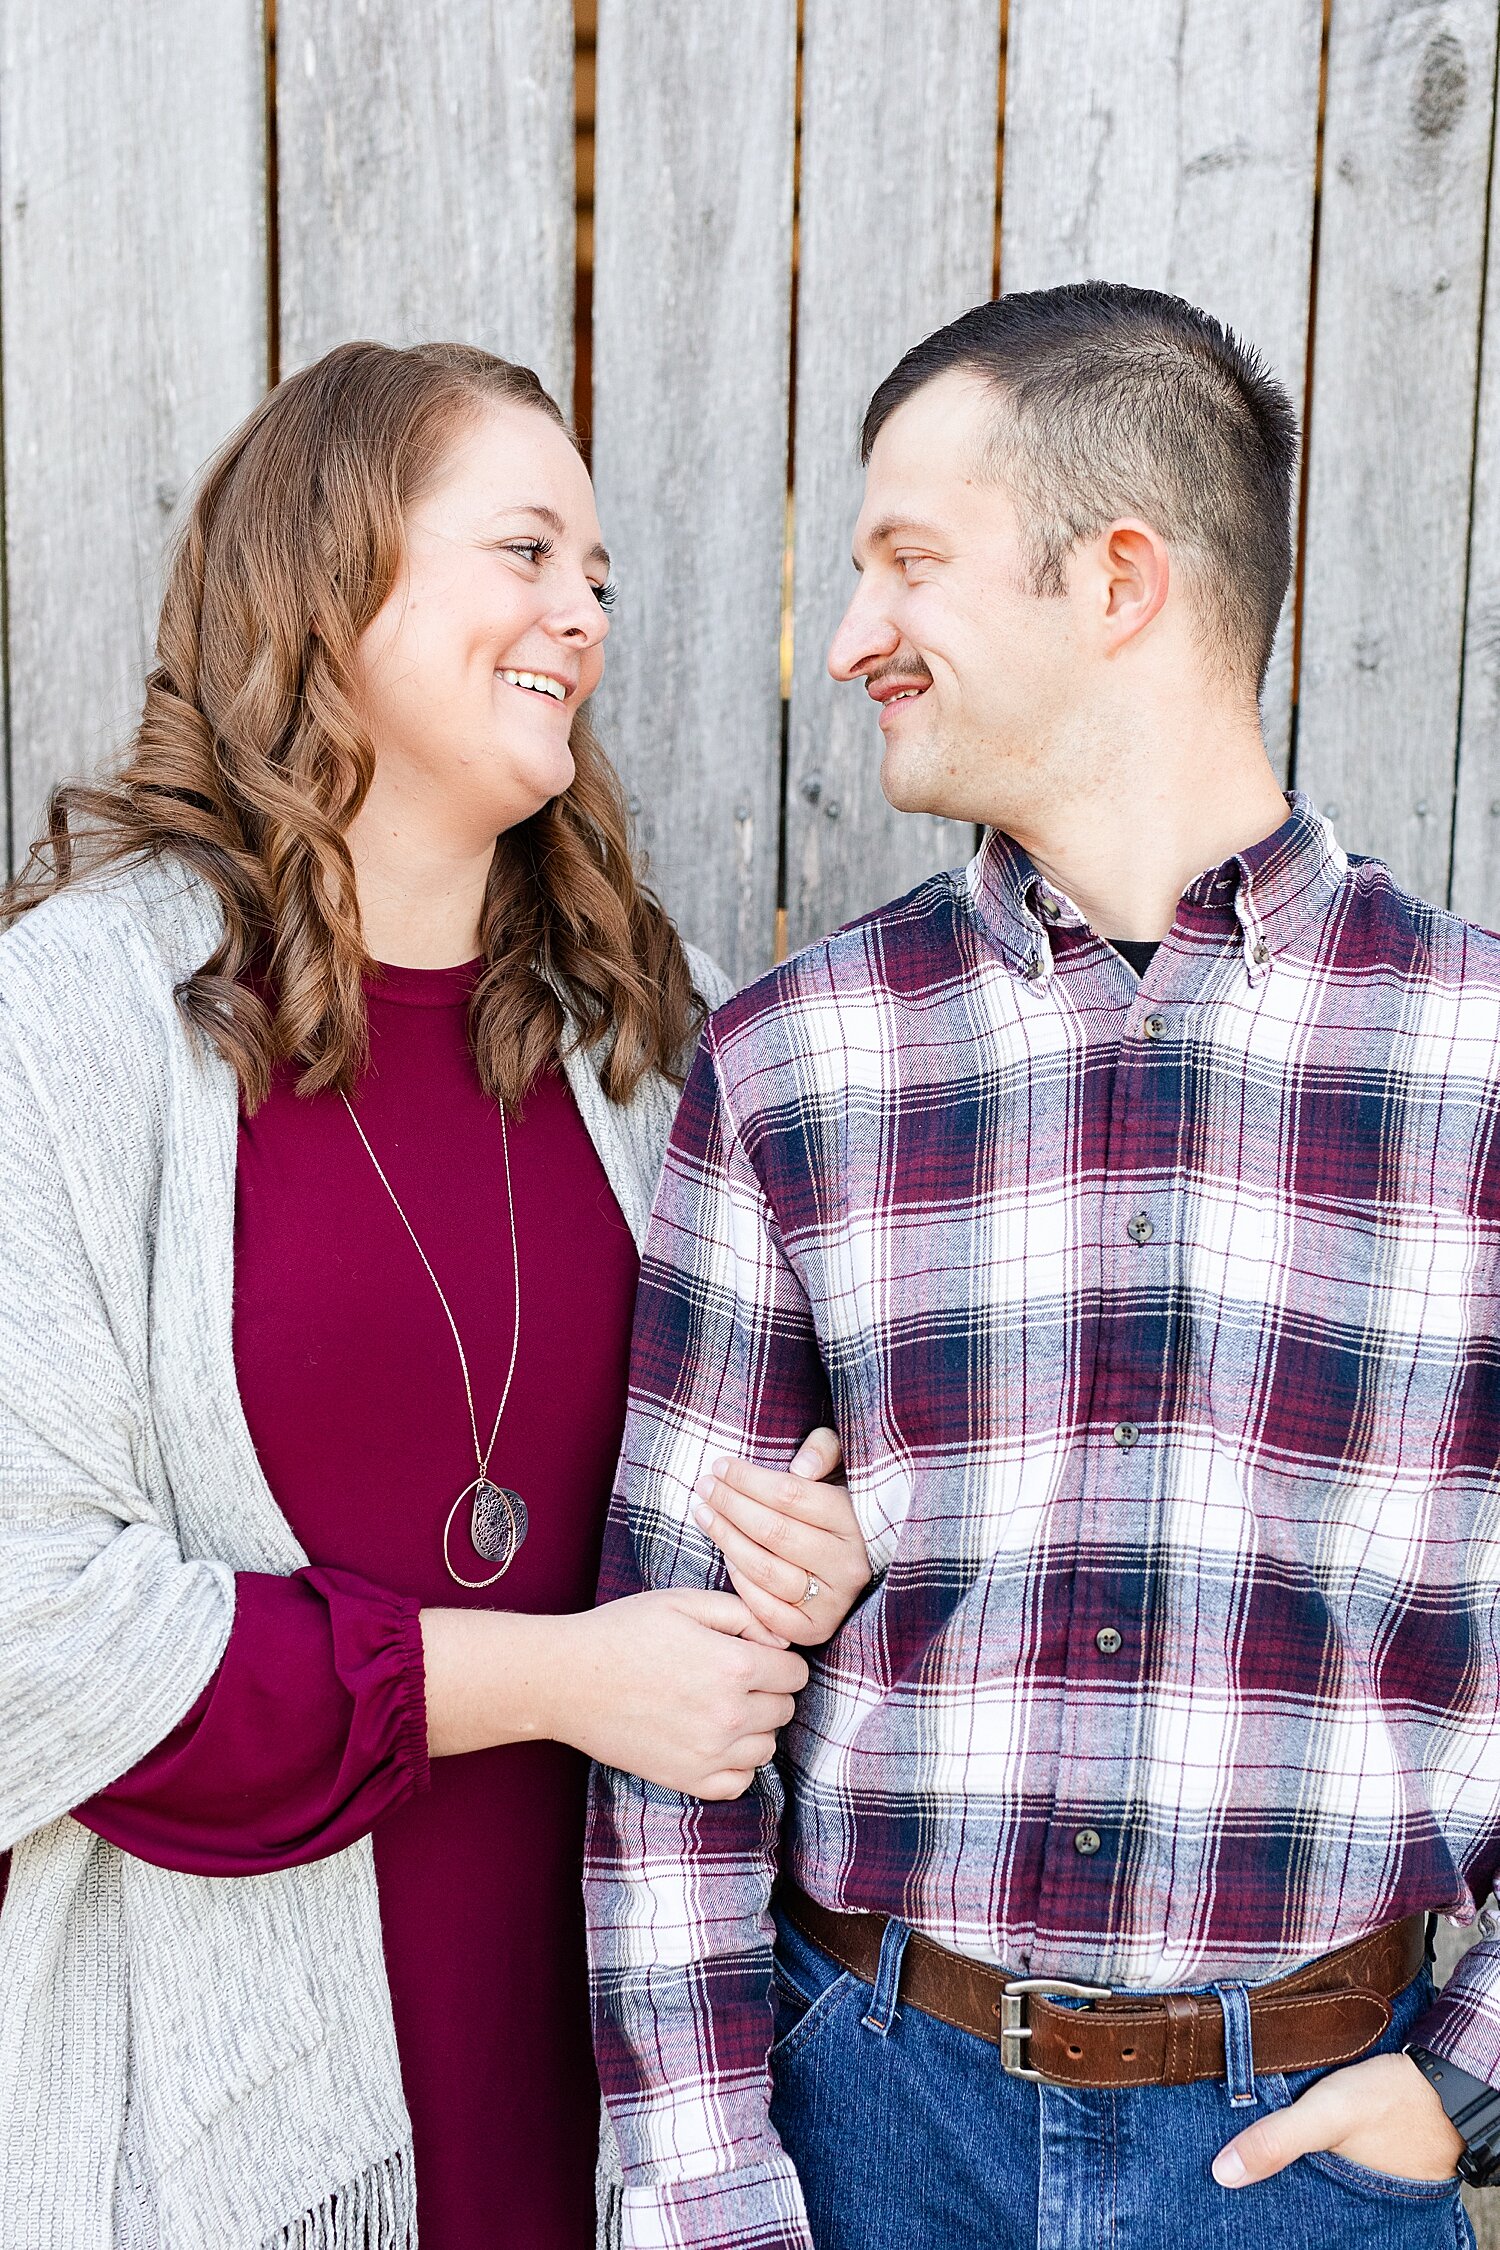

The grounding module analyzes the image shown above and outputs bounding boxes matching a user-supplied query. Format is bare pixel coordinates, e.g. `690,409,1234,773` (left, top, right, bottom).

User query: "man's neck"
1005,707,1289,944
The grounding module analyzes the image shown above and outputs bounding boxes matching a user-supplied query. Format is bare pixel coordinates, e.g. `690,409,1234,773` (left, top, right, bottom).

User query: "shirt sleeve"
1414,1935,1500,2086
585,1028,827,2250
75,1564,430,1875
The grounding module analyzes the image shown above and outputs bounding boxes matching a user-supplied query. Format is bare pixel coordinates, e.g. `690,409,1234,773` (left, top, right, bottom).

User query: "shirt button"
1113,1421,1140,1450
1127,1212,1154,1244
1251,940,1270,965
1142,1013,1167,1041
1074,1828,1103,1857
1040,898,1061,922
1095,1626,1123,1656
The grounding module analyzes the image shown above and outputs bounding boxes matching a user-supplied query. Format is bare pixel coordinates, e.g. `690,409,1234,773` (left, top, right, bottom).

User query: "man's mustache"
864,657,934,690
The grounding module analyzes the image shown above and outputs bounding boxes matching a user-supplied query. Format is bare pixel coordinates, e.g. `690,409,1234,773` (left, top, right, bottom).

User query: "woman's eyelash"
502,537,614,611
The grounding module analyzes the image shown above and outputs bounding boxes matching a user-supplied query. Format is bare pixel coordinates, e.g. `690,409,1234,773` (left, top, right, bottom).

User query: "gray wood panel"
588,0,797,982
781,0,999,954
1001,0,1324,777
0,0,267,869
277,0,574,406
1449,97,1500,930
1296,0,1499,906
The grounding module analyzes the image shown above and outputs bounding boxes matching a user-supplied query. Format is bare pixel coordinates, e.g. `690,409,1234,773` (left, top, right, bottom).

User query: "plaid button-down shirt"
586,796,1500,2250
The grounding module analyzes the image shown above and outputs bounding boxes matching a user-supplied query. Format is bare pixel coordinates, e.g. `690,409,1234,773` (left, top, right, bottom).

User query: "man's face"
828,369,1084,829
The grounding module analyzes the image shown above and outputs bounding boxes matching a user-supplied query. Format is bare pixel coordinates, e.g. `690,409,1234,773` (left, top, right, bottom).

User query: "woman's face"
351,401,612,852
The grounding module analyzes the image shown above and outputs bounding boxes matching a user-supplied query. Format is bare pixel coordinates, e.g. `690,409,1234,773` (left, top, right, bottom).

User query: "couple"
1,281,1497,2250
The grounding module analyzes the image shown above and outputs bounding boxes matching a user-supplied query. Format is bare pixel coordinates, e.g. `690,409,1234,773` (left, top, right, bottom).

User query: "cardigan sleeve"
75,1565,430,1875
0,1002,237,1851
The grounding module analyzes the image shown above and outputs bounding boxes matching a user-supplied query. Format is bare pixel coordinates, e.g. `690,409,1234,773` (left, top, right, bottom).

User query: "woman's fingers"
700,1497,824,1603
694,1482,845,1580
701,1453,850,1529
728,1571,833,1645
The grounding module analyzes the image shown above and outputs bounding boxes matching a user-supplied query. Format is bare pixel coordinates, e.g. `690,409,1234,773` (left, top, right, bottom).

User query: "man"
586,281,1500,2247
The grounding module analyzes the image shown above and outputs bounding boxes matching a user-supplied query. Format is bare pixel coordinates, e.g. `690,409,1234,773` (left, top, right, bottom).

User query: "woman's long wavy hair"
2,341,705,1109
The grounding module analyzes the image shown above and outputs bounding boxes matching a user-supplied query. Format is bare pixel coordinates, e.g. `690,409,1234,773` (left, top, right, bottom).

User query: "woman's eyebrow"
496,503,611,574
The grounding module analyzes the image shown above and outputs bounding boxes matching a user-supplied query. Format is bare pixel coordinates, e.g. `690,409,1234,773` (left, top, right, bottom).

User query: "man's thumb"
1212,2109,1306,2188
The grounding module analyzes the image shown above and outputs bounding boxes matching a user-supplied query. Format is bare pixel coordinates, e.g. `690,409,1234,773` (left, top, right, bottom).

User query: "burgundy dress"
70,959,641,2249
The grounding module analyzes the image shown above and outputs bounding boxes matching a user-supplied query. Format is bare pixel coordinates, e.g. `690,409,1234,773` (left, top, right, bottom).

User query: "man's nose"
828,583,898,682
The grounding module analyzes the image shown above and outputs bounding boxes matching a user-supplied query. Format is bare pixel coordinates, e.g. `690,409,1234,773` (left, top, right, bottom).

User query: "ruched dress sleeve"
75,1565,429,1875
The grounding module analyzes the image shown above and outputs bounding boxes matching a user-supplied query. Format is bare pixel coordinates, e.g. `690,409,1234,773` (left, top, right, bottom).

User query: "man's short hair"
861,281,1299,692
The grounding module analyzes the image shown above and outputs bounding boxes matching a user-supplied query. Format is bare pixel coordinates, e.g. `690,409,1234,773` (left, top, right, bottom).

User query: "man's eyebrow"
496,503,611,574
850,515,944,570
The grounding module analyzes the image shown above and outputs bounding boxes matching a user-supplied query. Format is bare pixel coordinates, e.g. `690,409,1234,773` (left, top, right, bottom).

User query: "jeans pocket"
771,1961,856,2063
770,1915,858,2065
1300,2149,1461,2204
1256,2063,1461,2205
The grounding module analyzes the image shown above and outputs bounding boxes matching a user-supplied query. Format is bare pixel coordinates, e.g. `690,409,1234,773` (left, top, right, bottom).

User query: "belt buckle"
998,1977,1112,2081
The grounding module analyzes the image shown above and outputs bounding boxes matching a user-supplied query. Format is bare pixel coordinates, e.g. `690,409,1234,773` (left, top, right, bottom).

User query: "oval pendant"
442,1477,528,1590
471,1479,528,1567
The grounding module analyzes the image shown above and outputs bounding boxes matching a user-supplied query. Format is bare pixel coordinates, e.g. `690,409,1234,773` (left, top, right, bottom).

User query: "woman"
0,343,871,2250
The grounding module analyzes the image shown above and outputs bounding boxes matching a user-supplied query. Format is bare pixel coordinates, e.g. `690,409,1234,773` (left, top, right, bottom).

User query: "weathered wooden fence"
2,0,1497,982
2,0,1500,2221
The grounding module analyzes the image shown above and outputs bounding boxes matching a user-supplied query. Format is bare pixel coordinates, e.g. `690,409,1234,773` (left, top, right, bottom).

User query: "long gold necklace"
340,1092,527,1589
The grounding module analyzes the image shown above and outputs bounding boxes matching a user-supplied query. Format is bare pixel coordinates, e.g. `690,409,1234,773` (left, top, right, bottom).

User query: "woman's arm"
420,1589,806,1797
77,1435,849,1876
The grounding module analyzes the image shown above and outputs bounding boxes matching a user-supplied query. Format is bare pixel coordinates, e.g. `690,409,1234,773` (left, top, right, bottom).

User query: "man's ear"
1097,516,1171,655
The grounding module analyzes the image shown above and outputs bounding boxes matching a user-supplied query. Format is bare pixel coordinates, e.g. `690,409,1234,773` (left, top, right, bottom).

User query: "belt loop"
1213,1981,1257,2107
861,1918,911,2037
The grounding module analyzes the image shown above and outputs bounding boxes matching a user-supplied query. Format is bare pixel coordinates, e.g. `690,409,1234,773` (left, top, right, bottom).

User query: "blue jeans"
768,1908,1475,2249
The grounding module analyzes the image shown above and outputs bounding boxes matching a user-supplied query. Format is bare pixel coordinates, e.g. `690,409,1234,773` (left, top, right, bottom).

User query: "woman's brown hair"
3,340,705,1109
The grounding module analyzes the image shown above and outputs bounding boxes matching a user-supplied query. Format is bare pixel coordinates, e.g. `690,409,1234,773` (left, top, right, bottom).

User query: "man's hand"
1212,2052,1465,2188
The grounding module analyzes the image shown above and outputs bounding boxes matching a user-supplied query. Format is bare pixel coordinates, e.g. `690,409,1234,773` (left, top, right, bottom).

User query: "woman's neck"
345,804,495,969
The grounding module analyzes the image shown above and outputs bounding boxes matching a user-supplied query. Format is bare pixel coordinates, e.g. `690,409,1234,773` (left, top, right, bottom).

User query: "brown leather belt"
776,1880,1427,2089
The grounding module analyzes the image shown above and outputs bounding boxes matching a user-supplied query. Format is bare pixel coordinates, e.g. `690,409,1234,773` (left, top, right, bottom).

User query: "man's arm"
586,1027,827,2250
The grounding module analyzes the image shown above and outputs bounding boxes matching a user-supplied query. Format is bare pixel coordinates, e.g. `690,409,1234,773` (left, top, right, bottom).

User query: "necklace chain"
339,1092,522,1486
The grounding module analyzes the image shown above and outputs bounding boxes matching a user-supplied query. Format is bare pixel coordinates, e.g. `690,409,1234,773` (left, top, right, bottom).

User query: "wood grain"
781,0,999,954
1296,0,1499,905
276,0,574,405
1001,0,1324,777
588,0,796,982
1448,91,1500,929
0,0,267,868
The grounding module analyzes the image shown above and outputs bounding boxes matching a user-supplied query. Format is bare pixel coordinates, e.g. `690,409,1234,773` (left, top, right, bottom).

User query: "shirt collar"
966,791,1349,988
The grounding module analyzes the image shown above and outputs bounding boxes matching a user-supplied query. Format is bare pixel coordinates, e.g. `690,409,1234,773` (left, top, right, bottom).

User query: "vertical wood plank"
1448,85,1500,928
782,0,999,955
0,0,267,867
589,0,796,982
1296,0,1498,906
277,0,574,407
1001,0,1324,777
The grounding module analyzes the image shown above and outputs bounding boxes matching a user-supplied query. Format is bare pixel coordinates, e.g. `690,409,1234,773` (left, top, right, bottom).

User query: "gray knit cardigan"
0,854,729,2250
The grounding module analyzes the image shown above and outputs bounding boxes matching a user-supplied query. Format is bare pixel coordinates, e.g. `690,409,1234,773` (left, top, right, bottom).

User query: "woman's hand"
541,1588,809,1798
692,1426,874,1645
1211,2052,1464,2188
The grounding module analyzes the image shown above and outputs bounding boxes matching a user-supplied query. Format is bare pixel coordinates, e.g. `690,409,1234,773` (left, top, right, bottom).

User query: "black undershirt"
1108,938,1160,978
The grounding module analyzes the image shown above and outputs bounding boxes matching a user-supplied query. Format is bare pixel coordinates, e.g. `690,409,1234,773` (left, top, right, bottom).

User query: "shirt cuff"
618,2158,814,2250
1412,1939,1500,2085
